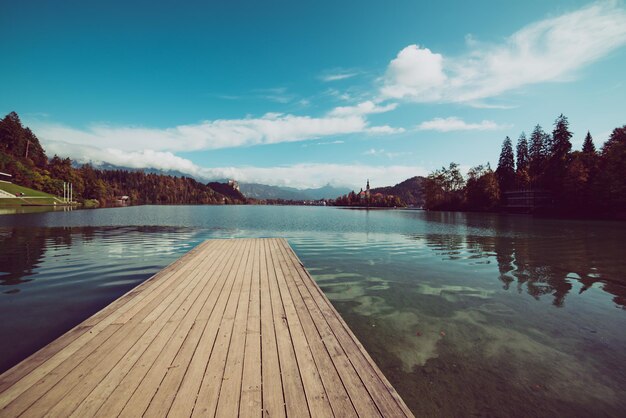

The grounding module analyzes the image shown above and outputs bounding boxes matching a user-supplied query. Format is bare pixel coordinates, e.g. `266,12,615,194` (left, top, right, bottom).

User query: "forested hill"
0,112,244,205
370,176,426,207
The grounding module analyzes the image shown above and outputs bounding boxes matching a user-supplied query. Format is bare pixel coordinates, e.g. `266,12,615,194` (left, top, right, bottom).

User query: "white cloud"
200,163,426,189
45,140,205,175
380,44,447,101
328,100,398,117
43,138,424,189
381,2,626,103
367,125,405,134
417,117,507,132
32,111,402,154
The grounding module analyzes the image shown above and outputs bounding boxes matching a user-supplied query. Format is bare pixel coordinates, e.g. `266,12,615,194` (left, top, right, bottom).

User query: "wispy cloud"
301,140,345,148
316,140,345,145
320,69,360,82
381,2,626,103
417,117,507,132
33,111,402,154
363,148,411,159
254,87,294,103
364,148,385,156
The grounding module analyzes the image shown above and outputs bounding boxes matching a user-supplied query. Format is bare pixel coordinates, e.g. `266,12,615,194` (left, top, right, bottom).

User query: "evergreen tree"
580,130,599,183
599,126,626,211
582,131,596,155
551,114,573,158
544,114,573,193
516,132,530,188
516,132,529,170
528,125,546,186
496,136,516,193
542,131,555,159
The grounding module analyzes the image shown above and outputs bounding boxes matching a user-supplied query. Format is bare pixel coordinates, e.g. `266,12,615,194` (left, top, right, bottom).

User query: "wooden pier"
0,238,413,417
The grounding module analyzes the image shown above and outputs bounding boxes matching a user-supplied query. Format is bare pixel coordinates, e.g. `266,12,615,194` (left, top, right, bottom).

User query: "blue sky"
1,0,625,188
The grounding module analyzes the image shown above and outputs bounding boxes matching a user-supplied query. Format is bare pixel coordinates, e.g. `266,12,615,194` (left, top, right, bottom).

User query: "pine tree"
542,131,554,159
544,114,573,194
528,124,545,186
551,114,573,158
599,126,626,211
496,136,516,193
582,131,596,155
515,132,530,188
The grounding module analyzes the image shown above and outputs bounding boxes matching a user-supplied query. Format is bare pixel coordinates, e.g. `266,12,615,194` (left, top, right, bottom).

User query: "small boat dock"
0,238,413,417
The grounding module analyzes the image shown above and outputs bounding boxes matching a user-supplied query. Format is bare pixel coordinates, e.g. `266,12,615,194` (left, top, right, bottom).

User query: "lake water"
1,205,625,417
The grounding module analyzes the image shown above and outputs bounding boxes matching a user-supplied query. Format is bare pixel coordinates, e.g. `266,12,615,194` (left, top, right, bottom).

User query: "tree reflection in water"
414,212,626,309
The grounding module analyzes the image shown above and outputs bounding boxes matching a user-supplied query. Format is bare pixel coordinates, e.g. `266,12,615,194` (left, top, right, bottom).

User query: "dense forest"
0,112,245,206
424,114,626,218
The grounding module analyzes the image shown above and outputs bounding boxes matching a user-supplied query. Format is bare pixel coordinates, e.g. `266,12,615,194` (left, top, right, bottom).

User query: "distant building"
115,195,130,206
503,189,554,212
228,179,240,191
358,179,371,200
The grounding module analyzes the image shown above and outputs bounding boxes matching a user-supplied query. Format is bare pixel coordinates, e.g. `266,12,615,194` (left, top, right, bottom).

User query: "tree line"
424,114,626,218
334,190,404,207
0,112,245,205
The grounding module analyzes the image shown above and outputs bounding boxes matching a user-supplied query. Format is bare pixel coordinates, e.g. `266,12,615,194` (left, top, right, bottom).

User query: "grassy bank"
0,182,63,206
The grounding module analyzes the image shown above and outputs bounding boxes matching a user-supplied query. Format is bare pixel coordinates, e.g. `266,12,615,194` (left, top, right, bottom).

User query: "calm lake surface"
1,205,625,417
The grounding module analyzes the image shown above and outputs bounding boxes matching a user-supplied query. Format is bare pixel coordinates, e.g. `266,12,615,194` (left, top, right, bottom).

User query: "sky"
1,0,625,189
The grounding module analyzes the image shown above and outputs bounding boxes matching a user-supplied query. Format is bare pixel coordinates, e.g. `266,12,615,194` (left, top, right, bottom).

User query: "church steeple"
365,179,370,198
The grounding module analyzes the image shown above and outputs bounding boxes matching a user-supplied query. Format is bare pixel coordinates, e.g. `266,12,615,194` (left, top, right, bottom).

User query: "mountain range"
238,183,351,200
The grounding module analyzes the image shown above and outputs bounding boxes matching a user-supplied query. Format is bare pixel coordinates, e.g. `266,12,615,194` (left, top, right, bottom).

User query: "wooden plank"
70,239,235,417
0,241,210,396
274,239,358,418
213,238,256,417
269,239,334,417
136,239,244,418
21,242,219,417
265,239,311,418
259,236,286,418
239,238,262,418
0,238,413,418
0,241,213,409
279,239,414,418
117,239,244,418
166,240,249,418
190,239,253,417
275,240,381,418
0,242,215,417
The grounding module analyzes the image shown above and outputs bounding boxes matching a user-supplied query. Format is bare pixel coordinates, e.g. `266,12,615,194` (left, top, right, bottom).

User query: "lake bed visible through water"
1,205,625,417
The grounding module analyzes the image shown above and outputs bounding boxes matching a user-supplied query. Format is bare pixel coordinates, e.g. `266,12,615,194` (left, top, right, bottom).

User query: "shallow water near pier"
1,205,625,416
